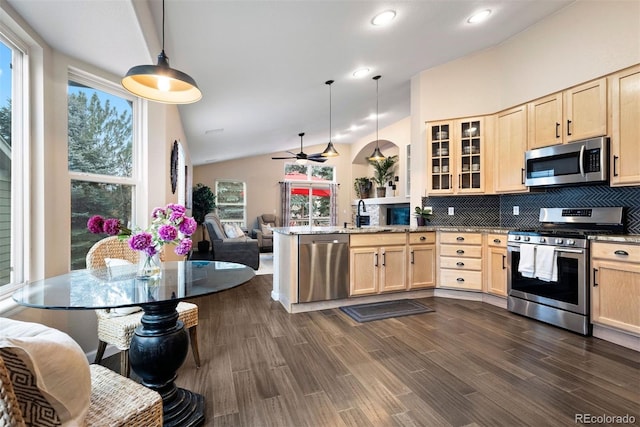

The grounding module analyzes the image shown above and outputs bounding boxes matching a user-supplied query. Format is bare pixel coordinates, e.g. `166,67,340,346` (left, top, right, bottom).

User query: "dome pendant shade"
122,51,202,104
321,141,339,157
321,79,339,157
368,75,385,161
368,145,386,162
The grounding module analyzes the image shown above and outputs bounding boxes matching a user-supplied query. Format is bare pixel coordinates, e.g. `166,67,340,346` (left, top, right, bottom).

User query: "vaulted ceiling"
8,0,573,165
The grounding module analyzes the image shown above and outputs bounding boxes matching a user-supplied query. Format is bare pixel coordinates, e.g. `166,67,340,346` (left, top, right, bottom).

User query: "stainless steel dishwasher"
298,234,349,302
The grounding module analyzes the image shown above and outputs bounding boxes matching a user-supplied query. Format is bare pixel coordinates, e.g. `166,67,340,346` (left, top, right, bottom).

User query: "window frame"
283,163,336,226
0,29,28,296
67,69,140,270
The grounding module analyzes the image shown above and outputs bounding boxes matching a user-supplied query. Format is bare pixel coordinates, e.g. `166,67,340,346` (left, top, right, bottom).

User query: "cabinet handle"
450,174,452,189
614,250,629,256
567,119,572,136
521,168,525,185
456,249,465,254
374,253,378,267
555,122,560,138
493,238,501,244
456,277,465,282
382,252,386,266
411,250,415,264
456,262,464,267
456,236,465,241
613,155,619,177
502,255,506,270
593,268,599,287
459,174,462,188
420,236,426,241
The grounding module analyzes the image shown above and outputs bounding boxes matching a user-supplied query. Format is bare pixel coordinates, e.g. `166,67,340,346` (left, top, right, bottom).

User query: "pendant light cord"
374,75,381,148
329,82,332,141
162,0,165,52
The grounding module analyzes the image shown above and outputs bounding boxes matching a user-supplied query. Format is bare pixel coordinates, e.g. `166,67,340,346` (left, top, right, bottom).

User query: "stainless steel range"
507,207,624,335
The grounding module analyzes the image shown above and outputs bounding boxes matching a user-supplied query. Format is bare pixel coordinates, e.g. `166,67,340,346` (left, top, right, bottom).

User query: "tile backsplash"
424,185,640,234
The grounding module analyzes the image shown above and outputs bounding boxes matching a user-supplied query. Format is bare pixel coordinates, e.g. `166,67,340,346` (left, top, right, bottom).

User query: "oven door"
507,244,588,315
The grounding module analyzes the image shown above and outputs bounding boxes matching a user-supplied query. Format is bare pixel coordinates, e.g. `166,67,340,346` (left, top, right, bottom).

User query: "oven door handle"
554,248,585,254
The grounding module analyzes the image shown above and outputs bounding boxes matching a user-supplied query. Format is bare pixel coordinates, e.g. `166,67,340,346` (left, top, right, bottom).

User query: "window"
284,163,336,226
0,32,26,293
68,73,137,270
216,180,246,227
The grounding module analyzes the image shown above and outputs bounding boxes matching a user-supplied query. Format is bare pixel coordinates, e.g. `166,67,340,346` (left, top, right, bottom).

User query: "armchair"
204,213,260,269
254,213,278,252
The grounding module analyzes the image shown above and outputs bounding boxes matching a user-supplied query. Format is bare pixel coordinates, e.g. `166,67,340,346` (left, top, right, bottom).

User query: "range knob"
514,236,521,241
539,237,546,243
555,238,564,245
524,236,530,242
567,239,575,246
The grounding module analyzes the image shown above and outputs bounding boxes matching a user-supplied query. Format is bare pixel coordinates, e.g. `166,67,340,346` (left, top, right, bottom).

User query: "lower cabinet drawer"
440,245,482,258
440,269,482,290
440,256,482,271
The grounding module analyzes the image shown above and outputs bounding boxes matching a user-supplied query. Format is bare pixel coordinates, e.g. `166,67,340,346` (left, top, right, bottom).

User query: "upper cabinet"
609,64,640,187
427,117,487,195
494,105,528,193
528,78,607,149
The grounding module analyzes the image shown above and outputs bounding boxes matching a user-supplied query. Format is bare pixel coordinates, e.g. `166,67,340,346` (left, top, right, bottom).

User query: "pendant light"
321,80,340,157
122,0,202,104
368,75,385,161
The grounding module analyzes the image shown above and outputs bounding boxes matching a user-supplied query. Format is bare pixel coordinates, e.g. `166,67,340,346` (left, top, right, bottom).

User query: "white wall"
410,0,640,211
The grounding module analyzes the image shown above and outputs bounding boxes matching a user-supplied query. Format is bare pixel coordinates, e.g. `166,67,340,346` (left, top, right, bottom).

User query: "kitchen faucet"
356,199,366,228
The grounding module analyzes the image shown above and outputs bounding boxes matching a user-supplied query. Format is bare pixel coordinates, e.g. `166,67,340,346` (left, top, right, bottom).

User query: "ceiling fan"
272,132,327,164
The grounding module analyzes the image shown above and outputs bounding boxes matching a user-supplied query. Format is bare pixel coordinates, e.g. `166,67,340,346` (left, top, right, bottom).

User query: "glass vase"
137,252,161,279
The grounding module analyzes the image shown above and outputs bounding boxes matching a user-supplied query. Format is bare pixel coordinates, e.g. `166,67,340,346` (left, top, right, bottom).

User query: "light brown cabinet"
494,105,528,193
427,117,486,195
484,234,507,297
528,78,607,149
438,232,483,291
609,64,640,187
349,233,407,296
591,241,640,335
408,232,436,290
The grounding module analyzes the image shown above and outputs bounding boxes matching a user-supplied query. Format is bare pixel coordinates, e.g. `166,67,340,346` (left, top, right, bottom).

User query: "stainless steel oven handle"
554,248,584,254
579,145,585,177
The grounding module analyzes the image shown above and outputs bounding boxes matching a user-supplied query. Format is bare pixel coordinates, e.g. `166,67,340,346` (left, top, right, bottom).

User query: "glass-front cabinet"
427,117,485,194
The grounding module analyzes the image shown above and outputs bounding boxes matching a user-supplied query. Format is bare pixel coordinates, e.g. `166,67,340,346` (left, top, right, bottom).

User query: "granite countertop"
273,225,510,235
589,234,640,244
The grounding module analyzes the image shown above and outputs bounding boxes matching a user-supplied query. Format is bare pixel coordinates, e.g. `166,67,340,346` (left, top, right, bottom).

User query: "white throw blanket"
518,244,536,278
535,245,558,282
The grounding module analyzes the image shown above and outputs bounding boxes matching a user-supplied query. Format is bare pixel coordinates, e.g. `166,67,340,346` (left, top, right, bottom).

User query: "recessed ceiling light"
467,9,492,24
371,10,396,26
352,68,370,78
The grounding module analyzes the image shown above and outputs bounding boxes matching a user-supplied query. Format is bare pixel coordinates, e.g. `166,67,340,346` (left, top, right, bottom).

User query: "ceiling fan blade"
271,156,296,160
309,157,328,163
307,153,325,159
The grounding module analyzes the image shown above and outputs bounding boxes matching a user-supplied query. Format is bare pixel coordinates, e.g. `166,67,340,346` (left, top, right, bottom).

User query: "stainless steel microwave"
525,136,608,187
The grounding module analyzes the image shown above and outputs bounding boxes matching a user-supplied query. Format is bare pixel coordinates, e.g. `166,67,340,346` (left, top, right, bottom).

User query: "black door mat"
340,299,434,323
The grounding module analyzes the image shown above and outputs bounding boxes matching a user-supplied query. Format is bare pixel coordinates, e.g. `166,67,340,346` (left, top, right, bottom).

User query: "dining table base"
129,300,205,427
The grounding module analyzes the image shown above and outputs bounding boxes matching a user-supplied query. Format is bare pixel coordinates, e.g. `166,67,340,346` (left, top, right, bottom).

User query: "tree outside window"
68,78,135,270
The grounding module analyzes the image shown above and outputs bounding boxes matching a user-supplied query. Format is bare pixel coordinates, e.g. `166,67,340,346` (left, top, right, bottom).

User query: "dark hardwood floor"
109,275,640,426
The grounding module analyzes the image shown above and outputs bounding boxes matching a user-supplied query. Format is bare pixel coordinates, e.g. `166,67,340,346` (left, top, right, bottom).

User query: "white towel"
518,244,536,278
535,245,558,282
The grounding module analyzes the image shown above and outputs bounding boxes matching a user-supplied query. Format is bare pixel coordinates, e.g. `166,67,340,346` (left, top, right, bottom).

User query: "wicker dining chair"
0,349,163,427
86,236,201,377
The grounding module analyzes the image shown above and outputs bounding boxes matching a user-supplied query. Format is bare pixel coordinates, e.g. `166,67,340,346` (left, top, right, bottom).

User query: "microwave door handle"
579,145,585,177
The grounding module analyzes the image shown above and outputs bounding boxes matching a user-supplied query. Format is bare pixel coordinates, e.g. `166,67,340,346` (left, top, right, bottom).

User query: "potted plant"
414,206,432,226
354,177,372,199
192,183,216,252
370,155,398,198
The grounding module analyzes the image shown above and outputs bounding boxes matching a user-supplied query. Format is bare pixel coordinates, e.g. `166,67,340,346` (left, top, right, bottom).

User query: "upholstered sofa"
254,213,278,252
204,213,260,270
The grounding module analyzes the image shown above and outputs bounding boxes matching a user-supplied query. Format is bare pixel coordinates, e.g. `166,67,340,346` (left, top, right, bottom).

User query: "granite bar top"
273,225,511,235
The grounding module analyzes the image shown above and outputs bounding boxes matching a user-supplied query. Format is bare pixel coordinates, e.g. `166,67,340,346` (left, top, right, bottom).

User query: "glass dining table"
12,260,255,427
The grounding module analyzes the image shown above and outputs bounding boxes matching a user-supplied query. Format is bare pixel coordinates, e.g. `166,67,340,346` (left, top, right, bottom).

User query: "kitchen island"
272,225,442,313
